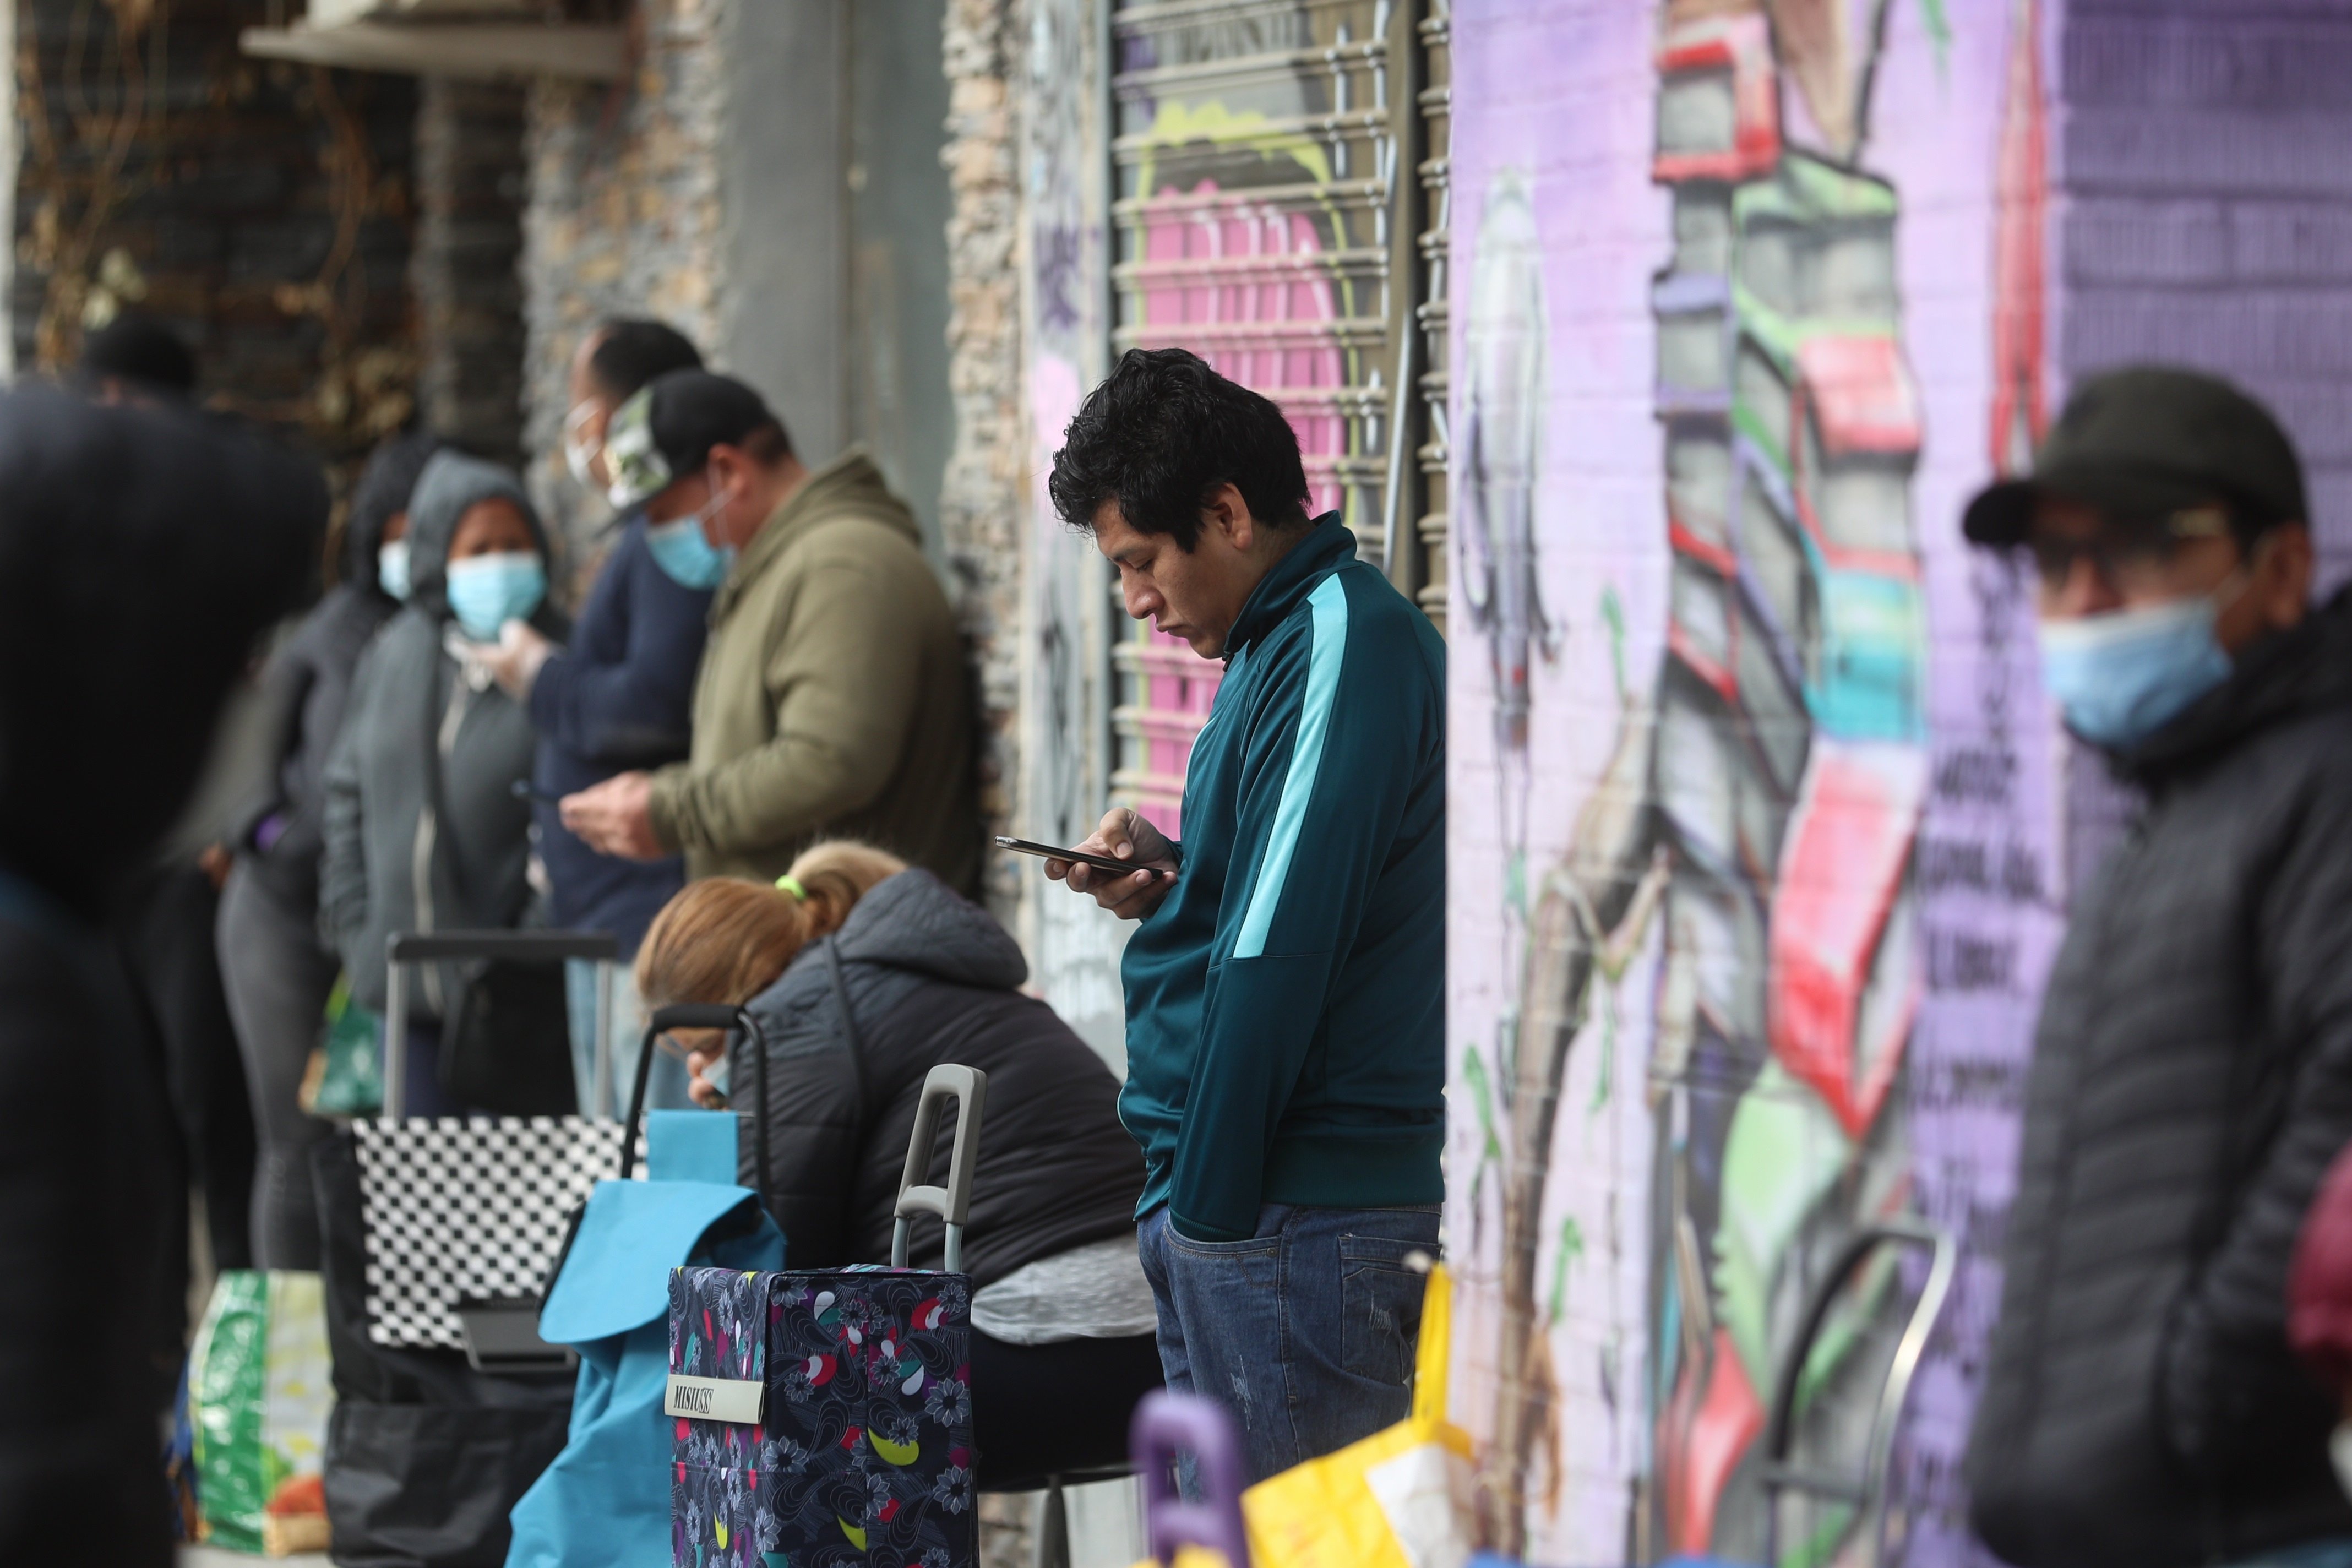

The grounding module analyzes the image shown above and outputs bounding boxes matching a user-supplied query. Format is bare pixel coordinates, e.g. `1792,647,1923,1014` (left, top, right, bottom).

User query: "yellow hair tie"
774,875,806,901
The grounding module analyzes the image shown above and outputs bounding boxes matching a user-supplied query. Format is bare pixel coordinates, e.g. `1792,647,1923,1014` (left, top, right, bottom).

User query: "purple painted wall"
1445,2,2352,1565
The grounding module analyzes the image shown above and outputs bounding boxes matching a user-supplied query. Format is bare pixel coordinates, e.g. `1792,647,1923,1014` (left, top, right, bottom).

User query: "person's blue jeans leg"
1137,1207,1195,1400
565,957,688,1115
1139,1202,1441,1483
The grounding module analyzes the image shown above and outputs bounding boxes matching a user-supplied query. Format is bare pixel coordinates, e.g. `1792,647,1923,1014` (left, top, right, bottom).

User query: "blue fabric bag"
505,1006,783,1568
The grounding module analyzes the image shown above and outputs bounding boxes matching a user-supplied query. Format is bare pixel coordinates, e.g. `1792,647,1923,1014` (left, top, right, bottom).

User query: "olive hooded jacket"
644,449,977,892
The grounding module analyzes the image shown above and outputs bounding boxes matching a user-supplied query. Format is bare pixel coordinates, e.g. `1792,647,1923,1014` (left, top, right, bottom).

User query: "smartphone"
995,835,1168,879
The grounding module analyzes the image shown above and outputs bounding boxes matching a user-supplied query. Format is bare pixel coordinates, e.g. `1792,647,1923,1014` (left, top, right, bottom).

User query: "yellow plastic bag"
1240,1264,1474,1568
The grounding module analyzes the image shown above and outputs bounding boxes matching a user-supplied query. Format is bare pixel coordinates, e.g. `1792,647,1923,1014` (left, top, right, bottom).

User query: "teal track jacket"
1119,519,1446,1243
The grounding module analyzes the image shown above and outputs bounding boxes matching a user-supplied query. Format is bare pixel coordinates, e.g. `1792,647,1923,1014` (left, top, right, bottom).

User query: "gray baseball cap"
602,369,781,510
1963,366,2307,546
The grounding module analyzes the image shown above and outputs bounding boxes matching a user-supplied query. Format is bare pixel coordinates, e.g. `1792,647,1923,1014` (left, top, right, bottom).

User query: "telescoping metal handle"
640,1004,774,1218
1756,1218,1956,1568
1130,1391,1250,1568
382,929,618,1120
891,1064,986,1275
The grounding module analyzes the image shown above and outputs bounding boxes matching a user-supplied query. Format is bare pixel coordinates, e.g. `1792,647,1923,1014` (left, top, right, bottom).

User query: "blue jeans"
564,957,690,1117
1137,1201,1441,1483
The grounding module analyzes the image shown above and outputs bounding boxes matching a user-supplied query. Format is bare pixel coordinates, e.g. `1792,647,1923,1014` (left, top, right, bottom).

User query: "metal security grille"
1413,0,1450,629
1107,0,1420,831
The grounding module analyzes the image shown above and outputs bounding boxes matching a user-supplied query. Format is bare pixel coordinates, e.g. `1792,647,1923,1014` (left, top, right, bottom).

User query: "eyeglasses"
2024,503,2232,595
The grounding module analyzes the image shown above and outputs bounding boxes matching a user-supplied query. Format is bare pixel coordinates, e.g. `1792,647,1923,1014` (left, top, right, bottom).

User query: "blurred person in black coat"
218,429,441,1268
0,386,321,1565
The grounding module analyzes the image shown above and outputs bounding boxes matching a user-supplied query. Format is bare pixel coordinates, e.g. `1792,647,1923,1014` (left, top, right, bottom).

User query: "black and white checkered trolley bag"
357,929,639,1358
320,929,631,1568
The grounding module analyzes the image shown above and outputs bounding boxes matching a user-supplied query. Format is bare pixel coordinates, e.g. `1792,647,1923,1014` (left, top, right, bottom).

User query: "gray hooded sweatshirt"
320,451,568,1016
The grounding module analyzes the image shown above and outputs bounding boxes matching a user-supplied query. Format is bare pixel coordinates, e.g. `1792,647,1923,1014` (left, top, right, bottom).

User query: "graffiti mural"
1446,2,2054,1563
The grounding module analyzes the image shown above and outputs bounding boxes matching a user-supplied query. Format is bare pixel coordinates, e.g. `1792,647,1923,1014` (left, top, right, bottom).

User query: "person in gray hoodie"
320,450,569,1114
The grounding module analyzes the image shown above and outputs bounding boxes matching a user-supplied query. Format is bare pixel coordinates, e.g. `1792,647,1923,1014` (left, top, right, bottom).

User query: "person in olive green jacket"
558,371,977,892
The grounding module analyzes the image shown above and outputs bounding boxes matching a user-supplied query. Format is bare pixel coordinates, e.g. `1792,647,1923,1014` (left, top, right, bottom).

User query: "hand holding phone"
1015,808,1178,922
996,836,1170,880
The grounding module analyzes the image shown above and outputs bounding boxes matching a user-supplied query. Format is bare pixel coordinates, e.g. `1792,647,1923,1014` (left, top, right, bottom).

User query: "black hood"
2119,584,2352,787
343,429,443,591
0,389,323,918
831,868,1026,990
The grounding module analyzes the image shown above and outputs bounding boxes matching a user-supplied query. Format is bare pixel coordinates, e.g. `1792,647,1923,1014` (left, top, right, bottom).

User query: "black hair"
1048,347,1310,550
645,369,793,472
79,314,197,396
739,421,793,465
586,319,704,401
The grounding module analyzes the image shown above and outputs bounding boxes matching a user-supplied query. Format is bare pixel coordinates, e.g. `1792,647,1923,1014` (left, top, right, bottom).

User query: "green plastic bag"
189,1271,334,1553
306,971,383,1119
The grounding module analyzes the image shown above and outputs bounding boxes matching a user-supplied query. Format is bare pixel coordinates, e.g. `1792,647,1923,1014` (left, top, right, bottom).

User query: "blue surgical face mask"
444,551,547,640
2037,584,2240,750
643,481,736,590
378,538,411,602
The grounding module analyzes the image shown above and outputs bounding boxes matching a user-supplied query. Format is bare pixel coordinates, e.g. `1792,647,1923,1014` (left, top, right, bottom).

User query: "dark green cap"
1963,365,2307,546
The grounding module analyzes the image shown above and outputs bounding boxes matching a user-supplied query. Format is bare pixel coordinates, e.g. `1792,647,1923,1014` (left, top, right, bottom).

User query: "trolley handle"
640,1003,775,1221
382,928,618,1121
891,1064,987,1274
1131,1391,1249,1567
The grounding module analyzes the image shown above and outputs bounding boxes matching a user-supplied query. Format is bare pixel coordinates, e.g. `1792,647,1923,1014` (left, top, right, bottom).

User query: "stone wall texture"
520,0,731,585
941,0,1028,927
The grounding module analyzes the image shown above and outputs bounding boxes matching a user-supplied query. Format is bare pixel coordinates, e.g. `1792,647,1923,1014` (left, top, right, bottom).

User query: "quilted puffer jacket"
1968,587,2352,1566
727,868,1141,1290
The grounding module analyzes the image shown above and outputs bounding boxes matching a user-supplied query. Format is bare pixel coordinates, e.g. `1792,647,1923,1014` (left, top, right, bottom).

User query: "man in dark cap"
559,371,976,891
0,387,321,1565
1964,367,2352,1567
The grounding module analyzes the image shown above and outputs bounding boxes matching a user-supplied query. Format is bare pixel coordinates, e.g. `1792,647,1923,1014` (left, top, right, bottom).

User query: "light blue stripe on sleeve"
1233,574,1350,959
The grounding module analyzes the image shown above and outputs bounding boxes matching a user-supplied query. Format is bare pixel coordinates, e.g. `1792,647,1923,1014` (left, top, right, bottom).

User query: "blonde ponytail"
634,840,907,1010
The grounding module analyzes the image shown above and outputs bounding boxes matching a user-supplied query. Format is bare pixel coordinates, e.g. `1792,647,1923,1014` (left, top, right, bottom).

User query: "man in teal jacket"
1044,347,1446,1480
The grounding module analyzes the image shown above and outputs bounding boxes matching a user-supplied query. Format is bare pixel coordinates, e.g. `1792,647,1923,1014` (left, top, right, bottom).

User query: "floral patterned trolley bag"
669,1064,987,1568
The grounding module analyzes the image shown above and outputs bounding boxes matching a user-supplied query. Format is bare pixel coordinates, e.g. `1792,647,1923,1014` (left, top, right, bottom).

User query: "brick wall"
11,0,418,478
2056,0,2352,583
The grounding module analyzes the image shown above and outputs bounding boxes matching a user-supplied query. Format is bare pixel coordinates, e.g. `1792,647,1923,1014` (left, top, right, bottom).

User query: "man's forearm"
642,762,692,855
644,735,883,860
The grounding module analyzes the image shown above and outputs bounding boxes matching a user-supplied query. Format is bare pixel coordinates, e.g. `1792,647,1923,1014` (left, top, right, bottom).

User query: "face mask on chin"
2035,575,2246,751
